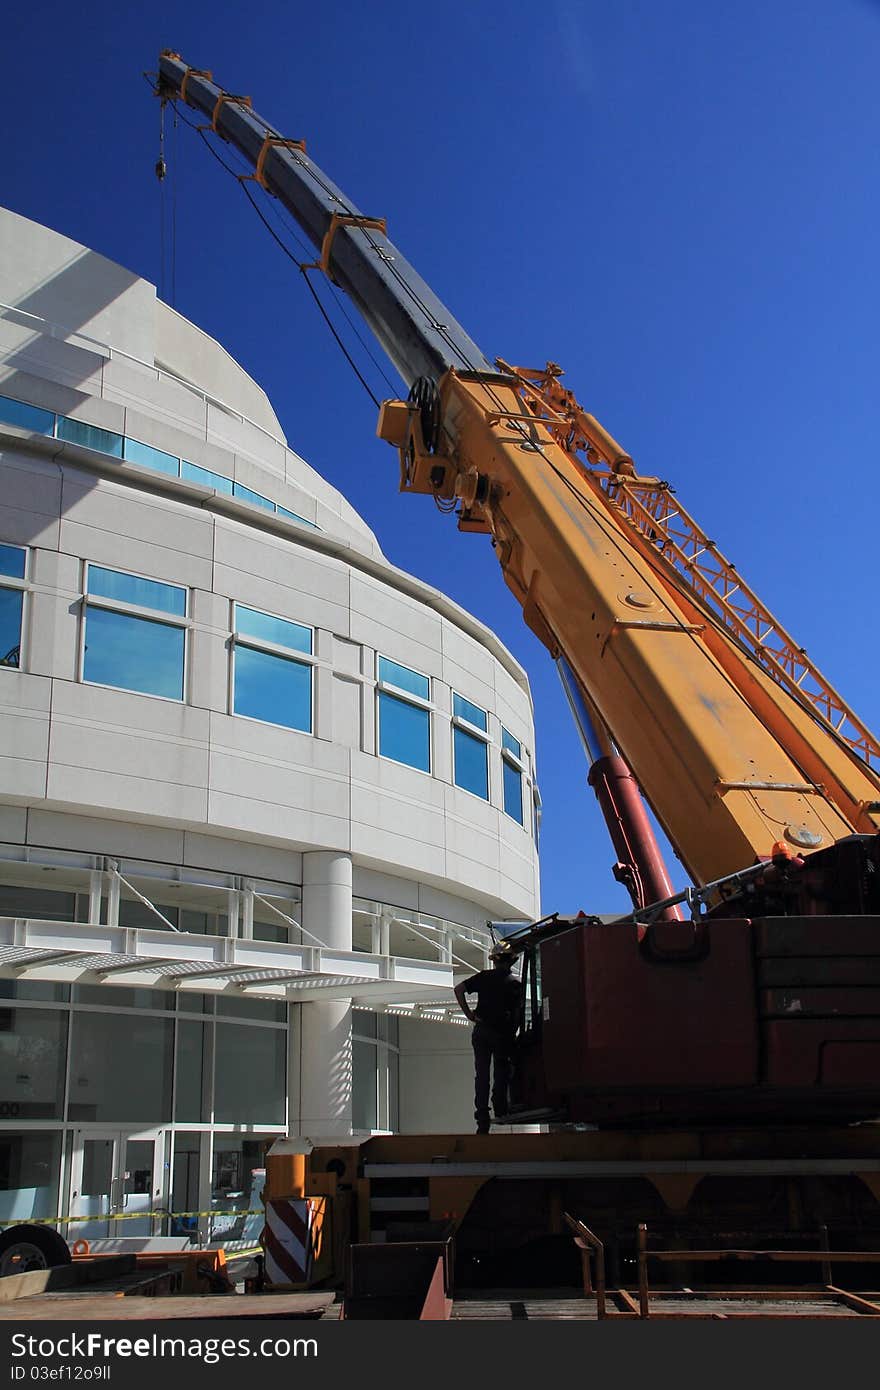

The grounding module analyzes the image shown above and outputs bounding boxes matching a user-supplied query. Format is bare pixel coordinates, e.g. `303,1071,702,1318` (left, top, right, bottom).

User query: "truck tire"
0,1224,71,1278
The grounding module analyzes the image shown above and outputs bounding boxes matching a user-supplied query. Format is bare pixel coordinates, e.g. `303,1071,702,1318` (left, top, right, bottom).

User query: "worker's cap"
489,942,514,961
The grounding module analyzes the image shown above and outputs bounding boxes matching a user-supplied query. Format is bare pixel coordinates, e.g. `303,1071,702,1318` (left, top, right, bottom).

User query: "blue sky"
4,2,879,915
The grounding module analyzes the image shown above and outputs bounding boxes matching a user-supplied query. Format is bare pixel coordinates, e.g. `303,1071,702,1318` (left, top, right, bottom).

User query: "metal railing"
564,1213,607,1318
635,1221,880,1318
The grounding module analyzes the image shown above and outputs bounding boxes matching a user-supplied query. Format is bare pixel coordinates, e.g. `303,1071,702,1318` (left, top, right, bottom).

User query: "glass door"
69,1133,117,1239
68,1130,165,1239
120,1137,159,1236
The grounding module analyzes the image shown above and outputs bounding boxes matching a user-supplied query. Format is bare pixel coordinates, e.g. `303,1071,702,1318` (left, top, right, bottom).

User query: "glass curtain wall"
352,1011,400,1133
0,976,288,1230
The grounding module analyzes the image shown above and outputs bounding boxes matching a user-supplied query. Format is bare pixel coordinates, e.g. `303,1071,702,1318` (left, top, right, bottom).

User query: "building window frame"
0,391,320,530
501,726,526,826
452,692,490,801
230,603,315,734
80,563,190,702
352,1010,400,1134
376,656,433,775
0,542,28,671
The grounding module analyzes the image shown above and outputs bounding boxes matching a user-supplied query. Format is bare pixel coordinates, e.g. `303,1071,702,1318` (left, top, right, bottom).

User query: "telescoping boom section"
158,54,880,1126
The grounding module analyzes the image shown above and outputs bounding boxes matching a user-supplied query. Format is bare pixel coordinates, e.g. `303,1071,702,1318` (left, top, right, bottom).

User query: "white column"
294,851,353,1140
88,871,103,926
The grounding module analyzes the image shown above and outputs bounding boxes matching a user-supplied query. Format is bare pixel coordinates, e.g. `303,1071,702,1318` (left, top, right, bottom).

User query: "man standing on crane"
454,944,522,1134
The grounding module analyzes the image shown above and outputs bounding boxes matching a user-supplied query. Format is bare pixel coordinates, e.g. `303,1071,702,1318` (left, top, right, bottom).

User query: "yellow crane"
156,52,880,1128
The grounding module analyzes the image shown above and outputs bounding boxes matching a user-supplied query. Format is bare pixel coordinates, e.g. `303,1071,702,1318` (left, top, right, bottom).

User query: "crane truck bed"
268,1125,880,1297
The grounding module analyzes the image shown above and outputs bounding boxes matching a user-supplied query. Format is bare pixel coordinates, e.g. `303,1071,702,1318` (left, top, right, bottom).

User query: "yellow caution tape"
10,1209,263,1226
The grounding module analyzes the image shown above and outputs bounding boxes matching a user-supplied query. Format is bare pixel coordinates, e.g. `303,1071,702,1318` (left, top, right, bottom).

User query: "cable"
163,80,633,513
157,96,167,301
169,99,386,409
299,269,381,407
253,186,398,392
171,103,179,309
326,284,398,395
162,76,510,425
151,73,467,398
196,87,597,523
159,170,166,302
232,175,382,406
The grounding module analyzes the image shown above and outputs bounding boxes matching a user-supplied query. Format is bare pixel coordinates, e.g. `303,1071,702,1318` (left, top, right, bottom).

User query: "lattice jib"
600,475,879,769
507,365,880,771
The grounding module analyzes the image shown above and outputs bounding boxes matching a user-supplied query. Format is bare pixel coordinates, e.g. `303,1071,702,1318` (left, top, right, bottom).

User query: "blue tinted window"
233,483,274,511
378,691,430,772
236,607,311,654
453,693,488,731
378,657,430,701
0,545,26,580
56,417,124,457
0,589,23,668
502,727,521,759
88,567,186,616
277,506,318,529
84,607,184,699
503,759,524,824
234,644,311,732
181,461,233,494
123,438,180,476
454,726,488,799
0,396,55,435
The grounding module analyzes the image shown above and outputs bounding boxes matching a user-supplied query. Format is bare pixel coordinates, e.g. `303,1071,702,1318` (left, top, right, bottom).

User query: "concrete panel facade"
397,1017,474,1133
0,206,542,1175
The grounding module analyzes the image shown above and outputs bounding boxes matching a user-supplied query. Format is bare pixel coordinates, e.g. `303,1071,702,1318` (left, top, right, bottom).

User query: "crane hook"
156,97,168,182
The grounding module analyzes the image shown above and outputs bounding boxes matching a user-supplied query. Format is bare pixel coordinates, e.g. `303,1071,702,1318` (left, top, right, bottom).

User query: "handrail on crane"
503,360,880,772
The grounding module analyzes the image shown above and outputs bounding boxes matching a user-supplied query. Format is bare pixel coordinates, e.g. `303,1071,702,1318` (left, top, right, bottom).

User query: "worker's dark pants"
472,1022,515,1130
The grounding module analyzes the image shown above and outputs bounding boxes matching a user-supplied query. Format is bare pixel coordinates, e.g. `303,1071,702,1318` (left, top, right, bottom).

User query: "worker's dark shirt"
461,968,521,1034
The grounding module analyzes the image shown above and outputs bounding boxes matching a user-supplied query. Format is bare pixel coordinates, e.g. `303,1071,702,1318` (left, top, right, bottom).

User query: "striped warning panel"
262,1198,314,1287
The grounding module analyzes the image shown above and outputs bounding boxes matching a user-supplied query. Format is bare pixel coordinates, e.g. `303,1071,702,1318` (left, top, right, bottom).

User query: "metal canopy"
0,916,455,1006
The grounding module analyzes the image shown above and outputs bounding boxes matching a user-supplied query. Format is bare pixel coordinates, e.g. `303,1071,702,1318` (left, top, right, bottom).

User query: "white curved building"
0,207,540,1243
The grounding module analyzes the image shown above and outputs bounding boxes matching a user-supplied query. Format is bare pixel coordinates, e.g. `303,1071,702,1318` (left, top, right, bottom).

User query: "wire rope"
168,98,387,408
